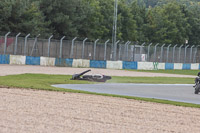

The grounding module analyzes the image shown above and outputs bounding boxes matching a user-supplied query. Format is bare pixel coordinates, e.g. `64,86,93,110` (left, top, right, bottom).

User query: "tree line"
0,0,200,45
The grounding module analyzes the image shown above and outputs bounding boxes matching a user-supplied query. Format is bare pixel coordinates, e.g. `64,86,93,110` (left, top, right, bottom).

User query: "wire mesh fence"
0,34,200,63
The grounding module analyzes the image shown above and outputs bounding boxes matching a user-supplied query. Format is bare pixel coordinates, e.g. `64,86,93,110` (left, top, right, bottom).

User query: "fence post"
70,37,77,58
93,39,99,60
194,45,200,63
154,43,159,62
114,40,120,61
126,41,131,61
47,35,53,57
131,45,135,61
82,38,88,59
118,44,121,60
160,44,165,62
14,33,21,55
140,42,145,54
190,45,195,63
48,35,53,57
123,41,129,60
178,44,183,63
104,39,110,60
31,34,40,56
118,41,124,60
147,43,152,61
59,36,65,58
172,44,177,63
4,32,11,55
184,45,189,63
24,33,30,56
166,44,171,63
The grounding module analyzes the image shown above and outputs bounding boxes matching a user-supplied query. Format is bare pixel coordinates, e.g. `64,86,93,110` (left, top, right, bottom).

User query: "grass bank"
129,69,199,76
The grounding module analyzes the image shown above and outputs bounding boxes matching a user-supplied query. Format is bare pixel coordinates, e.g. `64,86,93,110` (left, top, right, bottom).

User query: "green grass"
109,76,193,84
0,74,93,92
0,73,199,108
128,69,199,76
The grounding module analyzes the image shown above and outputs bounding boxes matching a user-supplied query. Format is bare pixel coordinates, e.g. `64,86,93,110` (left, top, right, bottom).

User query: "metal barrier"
0,32,200,63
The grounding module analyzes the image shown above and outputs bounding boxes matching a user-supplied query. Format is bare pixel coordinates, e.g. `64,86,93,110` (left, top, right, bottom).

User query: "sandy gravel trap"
0,65,200,133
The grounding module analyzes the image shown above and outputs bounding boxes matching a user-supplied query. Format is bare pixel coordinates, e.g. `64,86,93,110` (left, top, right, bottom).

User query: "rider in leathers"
194,72,200,87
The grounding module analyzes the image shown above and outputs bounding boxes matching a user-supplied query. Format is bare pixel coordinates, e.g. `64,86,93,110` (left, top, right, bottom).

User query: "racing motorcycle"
194,77,200,94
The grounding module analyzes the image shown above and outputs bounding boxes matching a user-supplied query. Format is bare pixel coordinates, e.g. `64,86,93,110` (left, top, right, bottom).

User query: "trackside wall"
10,55,25,65
1,55,200,70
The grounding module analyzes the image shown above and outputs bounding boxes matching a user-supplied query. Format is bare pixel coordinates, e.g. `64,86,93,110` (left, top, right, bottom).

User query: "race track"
53,83,200,104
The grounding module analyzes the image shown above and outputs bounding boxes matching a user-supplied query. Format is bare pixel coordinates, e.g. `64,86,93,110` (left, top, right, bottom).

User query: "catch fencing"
0,33,200,63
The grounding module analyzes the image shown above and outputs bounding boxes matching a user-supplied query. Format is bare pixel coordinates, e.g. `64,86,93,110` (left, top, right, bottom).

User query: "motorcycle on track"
194,84,200,94
194,77,200,94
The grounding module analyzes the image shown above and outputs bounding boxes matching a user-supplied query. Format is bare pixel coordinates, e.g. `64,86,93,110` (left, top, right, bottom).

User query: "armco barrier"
174,63,182,70
138,62,154,70
157,63,165,70
82,60,90,68
165,63,174,70
10,55,26,65
55,58,73,67
40,57,55,66
26,56,40,65
191,64,199,70
0,55,10,64
90,60,106,68
182,64,191,70
72,59,90,68
123,61,137,69
138,62,165,70
106,61,122,69
2,54,200,70
72,59,83,67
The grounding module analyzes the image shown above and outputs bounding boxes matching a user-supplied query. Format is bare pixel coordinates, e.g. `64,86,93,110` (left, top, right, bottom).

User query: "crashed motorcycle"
71,69,111,82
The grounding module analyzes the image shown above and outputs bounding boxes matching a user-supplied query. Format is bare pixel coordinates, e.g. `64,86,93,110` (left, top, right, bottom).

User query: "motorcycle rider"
193,72,200,87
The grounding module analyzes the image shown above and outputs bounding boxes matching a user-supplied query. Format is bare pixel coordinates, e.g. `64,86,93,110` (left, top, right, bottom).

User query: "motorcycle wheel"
194,84,200,94
82,75,93,80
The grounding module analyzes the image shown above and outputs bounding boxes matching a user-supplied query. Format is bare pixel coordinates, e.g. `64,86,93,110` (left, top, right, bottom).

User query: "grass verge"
128,69,199,76
109,76,193,84
0,73,199,108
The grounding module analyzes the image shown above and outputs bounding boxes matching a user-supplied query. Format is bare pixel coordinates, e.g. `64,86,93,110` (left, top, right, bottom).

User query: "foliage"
129,69,199,76
147,2,190,44
0,0,200,45
0,0,49,37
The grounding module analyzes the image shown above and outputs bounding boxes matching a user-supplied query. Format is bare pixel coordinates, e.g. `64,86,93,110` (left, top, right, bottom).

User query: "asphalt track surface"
53,83,200,104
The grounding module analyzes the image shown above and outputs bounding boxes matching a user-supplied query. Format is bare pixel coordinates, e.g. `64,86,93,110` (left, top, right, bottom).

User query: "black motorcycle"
194,84,200,94
71,69,111,82
194,77,200,94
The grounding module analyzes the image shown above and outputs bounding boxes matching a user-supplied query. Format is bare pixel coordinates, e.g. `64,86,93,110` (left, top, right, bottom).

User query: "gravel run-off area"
0,64,200,133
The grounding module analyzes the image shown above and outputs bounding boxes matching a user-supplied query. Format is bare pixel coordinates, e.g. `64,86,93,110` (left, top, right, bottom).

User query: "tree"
19,1,50,37
186,3,200,45
78,0,110,41
0,0,13,32
147,2,190,44
143,8,157,43
40,0,79,38
117,0,137,41
130,1,146,42
0,0,49,37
